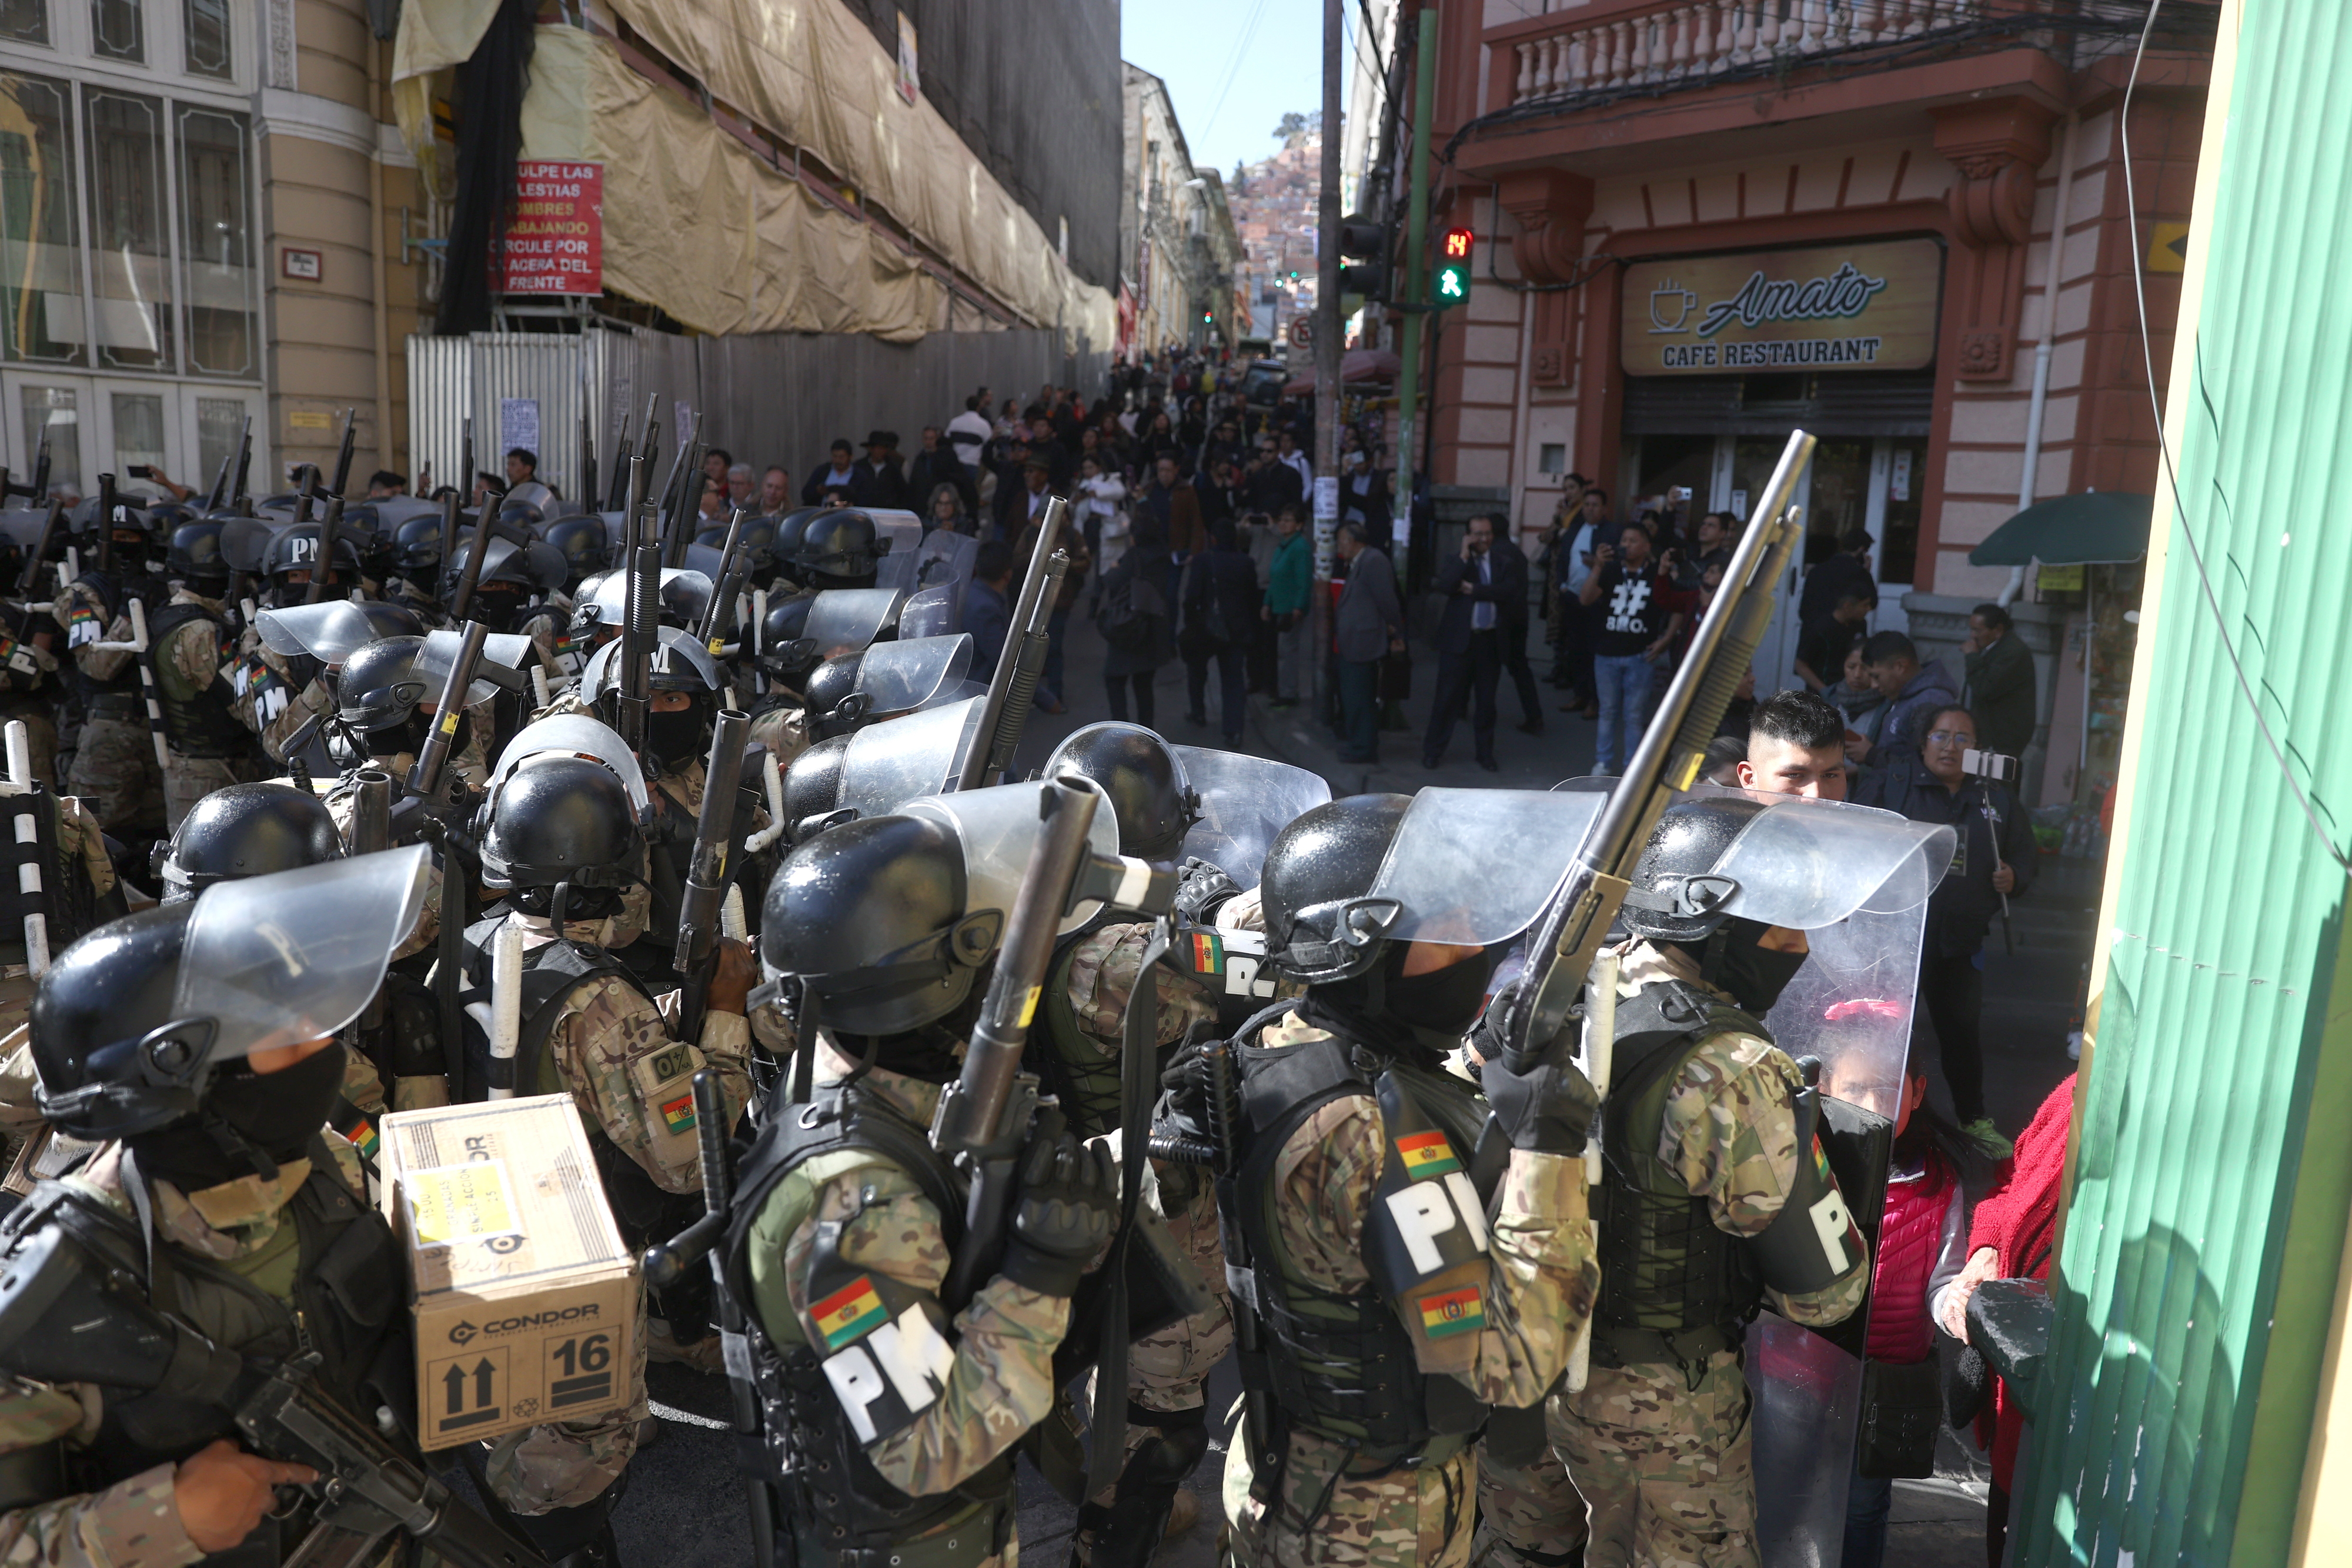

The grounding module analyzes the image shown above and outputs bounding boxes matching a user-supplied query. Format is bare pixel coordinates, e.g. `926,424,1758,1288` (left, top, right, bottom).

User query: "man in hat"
851,430,911,510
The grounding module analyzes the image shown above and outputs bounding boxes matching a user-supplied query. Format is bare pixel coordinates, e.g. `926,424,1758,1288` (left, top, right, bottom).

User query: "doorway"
0,372,261,502
1632,430,1923,696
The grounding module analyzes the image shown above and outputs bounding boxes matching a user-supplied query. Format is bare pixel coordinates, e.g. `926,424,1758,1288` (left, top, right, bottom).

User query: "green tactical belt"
795,1495,1014,1568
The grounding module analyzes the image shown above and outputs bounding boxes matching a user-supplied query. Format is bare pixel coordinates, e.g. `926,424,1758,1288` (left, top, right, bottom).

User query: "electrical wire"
1198,0,1274,149
2120,0,2351,870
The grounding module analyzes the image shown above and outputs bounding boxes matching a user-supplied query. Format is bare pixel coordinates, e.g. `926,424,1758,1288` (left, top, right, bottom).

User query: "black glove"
996,1131,1118,1298
1482,1050,1599,1156
1171,858,1241,926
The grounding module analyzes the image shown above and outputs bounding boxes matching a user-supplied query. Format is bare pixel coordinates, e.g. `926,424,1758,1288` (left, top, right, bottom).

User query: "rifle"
229,419,253,513
954,496,1070,791
410,620,487,798
436,490,462,593
672,708,750,1041
306,494,346,604
610,540,659,751
642,1070,778,1568
933,779,1098,1304
579,394,597,515
28,430,50,512
290,464,320,528
1485,429,1816,1089
446,503,495,625
203,422,242,511
661,414,703,569
328,407,359,499
460,416,477,512
603,414,632,513
698,510,749,654
94,472,117,577
17,497,62,598
0,1207,549,1568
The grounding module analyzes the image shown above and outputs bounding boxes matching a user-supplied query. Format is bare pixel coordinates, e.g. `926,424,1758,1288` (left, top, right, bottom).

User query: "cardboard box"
379,1094,636,1450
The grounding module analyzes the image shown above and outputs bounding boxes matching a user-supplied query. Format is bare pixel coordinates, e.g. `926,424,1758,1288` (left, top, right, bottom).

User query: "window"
176,106,250,376
111,389,163,474
84,90,172,372
0,73,83,364
182,0,229,78
18,385,79,497
89,0,141,61
0,0,46,45
194,394,241,488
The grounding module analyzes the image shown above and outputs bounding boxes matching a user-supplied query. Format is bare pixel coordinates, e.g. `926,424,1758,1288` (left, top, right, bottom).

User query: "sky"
1120,0,1349,180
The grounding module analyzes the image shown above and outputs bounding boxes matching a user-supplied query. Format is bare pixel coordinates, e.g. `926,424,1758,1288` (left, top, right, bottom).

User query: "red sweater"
1969,1074,2077,1486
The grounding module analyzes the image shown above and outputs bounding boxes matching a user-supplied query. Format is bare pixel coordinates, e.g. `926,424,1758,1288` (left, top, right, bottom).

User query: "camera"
1962,748,2017,785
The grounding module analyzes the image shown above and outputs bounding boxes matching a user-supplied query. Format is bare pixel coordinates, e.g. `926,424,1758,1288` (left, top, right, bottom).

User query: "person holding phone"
1577,522,1683,775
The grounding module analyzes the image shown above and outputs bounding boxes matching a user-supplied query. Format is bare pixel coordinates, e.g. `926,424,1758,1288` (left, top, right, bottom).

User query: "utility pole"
1311,0,1344,721
1392,4,1437,594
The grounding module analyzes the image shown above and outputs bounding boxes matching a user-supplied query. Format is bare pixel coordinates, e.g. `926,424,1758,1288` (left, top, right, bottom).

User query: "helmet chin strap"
1698,926,1732,991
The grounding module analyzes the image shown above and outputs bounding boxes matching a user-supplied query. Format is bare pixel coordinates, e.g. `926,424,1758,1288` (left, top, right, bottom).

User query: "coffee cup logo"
1649,279,1698,334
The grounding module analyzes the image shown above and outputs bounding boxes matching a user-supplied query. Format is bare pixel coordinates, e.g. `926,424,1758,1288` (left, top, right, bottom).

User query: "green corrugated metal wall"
2013,4,2352,1564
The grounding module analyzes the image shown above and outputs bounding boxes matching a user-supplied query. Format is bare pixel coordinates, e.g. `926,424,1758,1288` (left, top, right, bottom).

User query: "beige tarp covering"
392,0,1114,348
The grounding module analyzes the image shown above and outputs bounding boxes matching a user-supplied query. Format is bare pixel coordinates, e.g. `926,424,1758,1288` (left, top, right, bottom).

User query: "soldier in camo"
1155,794,1601,1568
1552,796,1873,1568
0,787,116,1180
729,812,1119,1568
0,599,62,790
0,864,639,1567
149,581,267,830
466,754,757,1375
55,507,172,834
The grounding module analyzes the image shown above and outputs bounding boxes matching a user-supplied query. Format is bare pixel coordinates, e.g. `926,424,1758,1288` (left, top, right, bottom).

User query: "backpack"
1099,564,1165,655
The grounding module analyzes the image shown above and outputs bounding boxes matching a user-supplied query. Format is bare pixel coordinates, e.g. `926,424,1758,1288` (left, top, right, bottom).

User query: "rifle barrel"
957,496,1068,790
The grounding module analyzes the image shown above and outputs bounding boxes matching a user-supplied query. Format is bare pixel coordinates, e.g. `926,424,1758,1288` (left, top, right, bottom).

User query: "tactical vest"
1592,978,1768,1370
1225,1002,1491,1473
0,786,100,964
0,1141,413,1549
456,917,693,1249
720,1081,1015,1564
148,600,253,758
61,572,148,706
1031,928,1124,1139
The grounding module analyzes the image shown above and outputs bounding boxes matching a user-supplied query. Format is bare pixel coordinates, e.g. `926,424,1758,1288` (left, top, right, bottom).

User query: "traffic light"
1338,217,1389,310
1433,226,1474,308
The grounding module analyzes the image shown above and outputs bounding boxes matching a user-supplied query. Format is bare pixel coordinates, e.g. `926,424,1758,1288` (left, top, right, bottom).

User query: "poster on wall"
896,11,919,105
1622,239,1942,376
499,162,604,295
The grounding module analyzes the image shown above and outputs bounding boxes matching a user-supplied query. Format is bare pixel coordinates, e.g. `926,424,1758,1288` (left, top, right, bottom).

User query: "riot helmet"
757,591,821,691
759,813,1000,1042
1621,796,1815,1014
784,507,882,590
262,523,363,594
31,850,428,1161
165,520,229,593
579,625,724,769
331,635,467,760
155,781,342,903
78,498,155,573
780,734,851,844
800,652,866,742
1043,723,1200,861
544,516,609,586
478,755,646,926
392,514,445,575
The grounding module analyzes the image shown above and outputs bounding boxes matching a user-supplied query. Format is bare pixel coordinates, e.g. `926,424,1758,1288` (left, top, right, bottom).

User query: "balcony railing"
1496,0,1984,108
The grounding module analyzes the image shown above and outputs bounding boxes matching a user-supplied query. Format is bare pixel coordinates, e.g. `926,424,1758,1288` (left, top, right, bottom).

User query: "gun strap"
1085,920,1167,1497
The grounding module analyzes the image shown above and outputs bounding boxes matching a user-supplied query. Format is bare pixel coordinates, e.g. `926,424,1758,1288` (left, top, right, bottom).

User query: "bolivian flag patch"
660,1093,697,1135
346,1119,380,1159
1395,1129,1461,1179
1185,931,1224,974
1418,1285,1485,1339
813,1276,890,1350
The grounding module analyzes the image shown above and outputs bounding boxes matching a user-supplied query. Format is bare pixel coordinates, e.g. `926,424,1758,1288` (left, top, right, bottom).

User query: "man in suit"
1489,521,1546,735
1334,521,1404,764
1422,514,1519,771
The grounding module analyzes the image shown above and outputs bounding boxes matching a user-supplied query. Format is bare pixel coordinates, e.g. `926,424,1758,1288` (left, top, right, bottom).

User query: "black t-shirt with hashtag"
1589,563,1667,657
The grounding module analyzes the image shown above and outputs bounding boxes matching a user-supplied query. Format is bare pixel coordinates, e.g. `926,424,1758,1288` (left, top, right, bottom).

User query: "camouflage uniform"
152,587,265,828
55,577,162,832
1222,1011,1601,1568
1472,1402,1591,1568
1553,941,1867,1568
0,617,62,788
746,697,811,773
741,1037,1075,1568
0,1124,635,1554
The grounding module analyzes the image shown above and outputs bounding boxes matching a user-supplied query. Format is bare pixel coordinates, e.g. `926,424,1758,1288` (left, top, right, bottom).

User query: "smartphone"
128,464,152,479
1963,748,2019,784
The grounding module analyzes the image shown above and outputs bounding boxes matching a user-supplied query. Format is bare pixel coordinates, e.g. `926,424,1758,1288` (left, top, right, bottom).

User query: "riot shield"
901,778,1121,937
416,626,534,700
868,510,923,564
1171,746,1332,889
851,634,973,718
577,625,724,706
256,601,380,666
899,580,961,639
369,496,442,534
833,697,988,823
0,508,48,555
1367,788,1607,947
576,564,714,631
801,588,906,660
172,845,432,1062
487,713,652,813
218,517,275,574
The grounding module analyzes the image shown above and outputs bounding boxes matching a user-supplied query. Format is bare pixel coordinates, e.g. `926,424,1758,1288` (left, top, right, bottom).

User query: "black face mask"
1693,920,1811,1015
1387,948,1500,1038
647,704,707,768
129,1044,348,1190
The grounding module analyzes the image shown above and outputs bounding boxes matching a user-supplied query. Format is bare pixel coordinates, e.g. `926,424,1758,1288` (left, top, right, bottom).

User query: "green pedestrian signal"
1432,226,1474,309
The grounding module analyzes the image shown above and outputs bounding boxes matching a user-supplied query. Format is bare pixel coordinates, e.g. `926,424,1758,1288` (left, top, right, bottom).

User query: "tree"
1231,159,1250,196
1274,111,1317,149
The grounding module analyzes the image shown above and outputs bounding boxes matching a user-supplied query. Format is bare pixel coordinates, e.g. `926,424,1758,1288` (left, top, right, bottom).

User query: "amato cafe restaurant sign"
1622,238,1943,375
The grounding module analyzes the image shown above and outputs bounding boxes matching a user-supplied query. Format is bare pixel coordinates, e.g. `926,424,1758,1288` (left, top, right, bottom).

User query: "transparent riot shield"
576,565,714,631
1366,788,1606,946
912,529,978,591
1730,801,1944,1568
902,778,1121,936
416,626,534,702
868,510,923,564
577,626,724,706
801,588,906,660
487,713,652,813
834,696,988,823
851,634,973,718
899,580,962,639
1170,746,1332,888
173,845,432,1062
256,601,379,666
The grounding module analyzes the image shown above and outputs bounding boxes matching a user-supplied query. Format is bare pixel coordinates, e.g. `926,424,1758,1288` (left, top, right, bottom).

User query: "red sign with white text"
499,162,603,295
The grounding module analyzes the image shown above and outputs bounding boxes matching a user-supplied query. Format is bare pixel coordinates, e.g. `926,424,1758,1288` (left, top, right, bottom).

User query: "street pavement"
610,603,2096,1565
